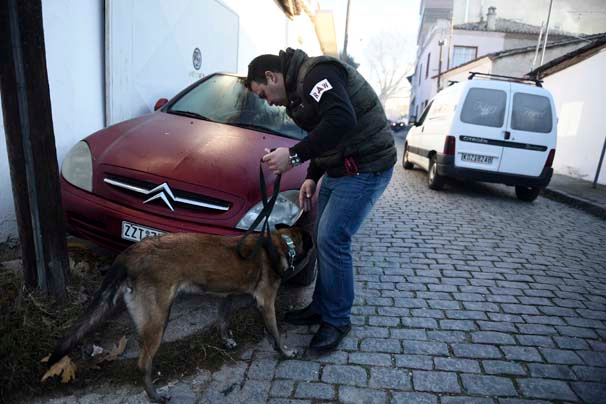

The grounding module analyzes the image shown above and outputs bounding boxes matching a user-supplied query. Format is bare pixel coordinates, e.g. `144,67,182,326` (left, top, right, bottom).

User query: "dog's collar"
280,234,297,274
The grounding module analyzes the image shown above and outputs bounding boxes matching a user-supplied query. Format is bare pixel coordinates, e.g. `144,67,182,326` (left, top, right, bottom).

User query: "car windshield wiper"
226,122,283,136
168,110,215,122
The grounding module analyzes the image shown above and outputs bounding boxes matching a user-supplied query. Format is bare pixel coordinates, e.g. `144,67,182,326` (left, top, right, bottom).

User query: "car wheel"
428,155,444,190
403,144,414,169
515,186,541,202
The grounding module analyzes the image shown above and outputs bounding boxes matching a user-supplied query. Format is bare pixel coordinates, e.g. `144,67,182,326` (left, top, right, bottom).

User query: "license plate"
461,153,494,164
121,221,166,242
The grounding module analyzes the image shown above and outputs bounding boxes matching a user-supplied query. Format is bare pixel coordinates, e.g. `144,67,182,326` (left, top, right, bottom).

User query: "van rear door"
498,83,556,177
454,81,509,172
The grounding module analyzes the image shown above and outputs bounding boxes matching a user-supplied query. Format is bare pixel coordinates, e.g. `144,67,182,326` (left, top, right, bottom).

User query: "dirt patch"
0,238,20,262
1,244,267,403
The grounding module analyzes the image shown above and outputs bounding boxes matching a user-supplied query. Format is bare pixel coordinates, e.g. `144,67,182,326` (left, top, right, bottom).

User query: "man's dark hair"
245,54,281,89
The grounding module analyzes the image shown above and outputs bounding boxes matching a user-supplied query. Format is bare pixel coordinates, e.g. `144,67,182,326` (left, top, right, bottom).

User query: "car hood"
93,112,304,196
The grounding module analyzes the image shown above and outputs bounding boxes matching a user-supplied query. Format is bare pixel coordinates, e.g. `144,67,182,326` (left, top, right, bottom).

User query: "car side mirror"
409,117,417,126
154,98,169,111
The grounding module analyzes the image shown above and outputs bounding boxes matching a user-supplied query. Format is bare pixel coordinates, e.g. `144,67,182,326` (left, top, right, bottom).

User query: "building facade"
410,0,606,120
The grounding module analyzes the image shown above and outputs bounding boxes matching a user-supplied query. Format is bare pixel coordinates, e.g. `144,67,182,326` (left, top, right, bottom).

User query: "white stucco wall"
411,27,504,118
0,0,105,243
43,0,105,167
542,49,606,185
439,57,493,85
0,92,16,243
222,0,322,74
449,30,504,68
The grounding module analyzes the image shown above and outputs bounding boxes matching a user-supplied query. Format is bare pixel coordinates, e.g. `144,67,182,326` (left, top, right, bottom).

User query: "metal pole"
531,21,544,70
540,0,554,66
342,0,351,60
593,136,606,188
437,40,444,91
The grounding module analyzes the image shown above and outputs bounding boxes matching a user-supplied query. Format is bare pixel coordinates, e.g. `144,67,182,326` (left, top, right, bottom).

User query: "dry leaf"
92,336,128,364
40,354,50,363
41,356,77,383
91,344,104,357
110,336,128,357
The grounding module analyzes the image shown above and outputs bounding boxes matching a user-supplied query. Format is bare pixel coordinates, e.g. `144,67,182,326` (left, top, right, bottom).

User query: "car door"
407,101,433,170
498,83,556,177
454,82,508,173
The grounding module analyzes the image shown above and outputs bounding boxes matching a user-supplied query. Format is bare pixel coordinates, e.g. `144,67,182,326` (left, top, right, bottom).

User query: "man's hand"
299,179,316,212
262,147,291,175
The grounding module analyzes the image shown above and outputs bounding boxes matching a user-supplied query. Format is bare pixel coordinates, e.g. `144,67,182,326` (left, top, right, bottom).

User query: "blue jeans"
311,167,393,327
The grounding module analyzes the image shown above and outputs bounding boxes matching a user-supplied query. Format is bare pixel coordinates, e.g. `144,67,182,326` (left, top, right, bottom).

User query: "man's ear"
265,70,277,83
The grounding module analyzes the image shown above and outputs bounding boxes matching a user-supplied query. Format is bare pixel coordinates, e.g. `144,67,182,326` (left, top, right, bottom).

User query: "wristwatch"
289,152,301,167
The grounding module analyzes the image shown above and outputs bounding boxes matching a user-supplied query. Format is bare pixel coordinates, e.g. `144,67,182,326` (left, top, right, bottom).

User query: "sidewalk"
544,173,606,219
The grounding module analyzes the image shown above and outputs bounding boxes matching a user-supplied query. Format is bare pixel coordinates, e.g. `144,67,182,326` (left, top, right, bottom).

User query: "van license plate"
461,153,494,164
121,221,166,242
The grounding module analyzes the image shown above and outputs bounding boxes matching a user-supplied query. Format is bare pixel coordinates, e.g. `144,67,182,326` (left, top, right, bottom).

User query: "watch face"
289,154,301,166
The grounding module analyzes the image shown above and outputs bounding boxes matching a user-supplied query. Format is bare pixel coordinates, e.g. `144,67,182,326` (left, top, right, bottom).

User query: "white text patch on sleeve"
309,79,333,102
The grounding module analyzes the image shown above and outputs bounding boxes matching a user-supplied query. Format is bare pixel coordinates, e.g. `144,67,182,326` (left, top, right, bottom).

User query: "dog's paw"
223,338,238,350
281,346,298,358
150,393,171,403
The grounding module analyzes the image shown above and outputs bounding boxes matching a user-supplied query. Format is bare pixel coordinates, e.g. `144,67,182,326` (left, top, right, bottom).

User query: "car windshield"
167,74,307,140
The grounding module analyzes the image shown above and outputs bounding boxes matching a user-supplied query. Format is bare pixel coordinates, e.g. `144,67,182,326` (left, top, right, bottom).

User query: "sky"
318,0,421,117
319,0,420,63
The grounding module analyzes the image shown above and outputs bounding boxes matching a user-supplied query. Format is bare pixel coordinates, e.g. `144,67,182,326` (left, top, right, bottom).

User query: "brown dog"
47,226,313,402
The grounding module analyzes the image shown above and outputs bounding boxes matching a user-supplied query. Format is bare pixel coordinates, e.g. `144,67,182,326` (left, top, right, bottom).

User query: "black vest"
281,49,397,176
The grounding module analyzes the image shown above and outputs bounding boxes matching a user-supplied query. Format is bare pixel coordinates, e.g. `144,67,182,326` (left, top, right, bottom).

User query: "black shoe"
309,322,351,352
284,304,322,325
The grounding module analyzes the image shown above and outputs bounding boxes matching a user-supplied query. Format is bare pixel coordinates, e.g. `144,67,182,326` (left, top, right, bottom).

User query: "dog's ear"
301,229,313,251
275,223,291,230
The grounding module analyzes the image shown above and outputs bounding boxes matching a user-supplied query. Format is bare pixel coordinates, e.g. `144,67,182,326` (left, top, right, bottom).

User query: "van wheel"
403,144,414,169
515,186,541,202
428,155,444,190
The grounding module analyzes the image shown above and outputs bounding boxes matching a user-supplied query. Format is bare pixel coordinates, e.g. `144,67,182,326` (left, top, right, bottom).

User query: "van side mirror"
409,116,417,126
154,98,169,111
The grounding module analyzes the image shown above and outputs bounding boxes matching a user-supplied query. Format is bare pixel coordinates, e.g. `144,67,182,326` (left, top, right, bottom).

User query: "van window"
460,88,507,128
416,100,433,126
511,93,553,133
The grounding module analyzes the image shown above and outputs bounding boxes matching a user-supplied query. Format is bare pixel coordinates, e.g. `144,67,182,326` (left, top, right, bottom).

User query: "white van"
404,73,557,201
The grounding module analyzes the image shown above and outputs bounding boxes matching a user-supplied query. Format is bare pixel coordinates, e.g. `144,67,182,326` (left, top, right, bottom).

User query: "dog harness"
280,234,297,273
237,165,301,280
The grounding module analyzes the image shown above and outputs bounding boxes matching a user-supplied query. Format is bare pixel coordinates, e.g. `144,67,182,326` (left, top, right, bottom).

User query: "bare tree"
364,31,414,106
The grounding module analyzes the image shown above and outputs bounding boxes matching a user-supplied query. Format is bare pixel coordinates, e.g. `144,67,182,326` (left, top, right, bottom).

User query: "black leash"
237,164,283,274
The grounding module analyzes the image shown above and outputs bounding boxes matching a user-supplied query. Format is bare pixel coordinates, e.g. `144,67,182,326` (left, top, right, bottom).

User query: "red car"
60,73,316,285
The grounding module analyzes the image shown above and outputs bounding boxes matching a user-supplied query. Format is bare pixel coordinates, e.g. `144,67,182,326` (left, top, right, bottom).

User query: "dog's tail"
47,262,128,366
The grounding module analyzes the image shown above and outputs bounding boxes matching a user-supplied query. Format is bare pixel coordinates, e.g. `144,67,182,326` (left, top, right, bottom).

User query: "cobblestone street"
36,135,606,403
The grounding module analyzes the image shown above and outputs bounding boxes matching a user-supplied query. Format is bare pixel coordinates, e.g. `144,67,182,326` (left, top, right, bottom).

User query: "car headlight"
61,141,93,192
236,190,302,231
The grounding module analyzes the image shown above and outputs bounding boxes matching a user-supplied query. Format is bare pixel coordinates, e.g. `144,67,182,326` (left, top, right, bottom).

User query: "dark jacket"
280,48,397,177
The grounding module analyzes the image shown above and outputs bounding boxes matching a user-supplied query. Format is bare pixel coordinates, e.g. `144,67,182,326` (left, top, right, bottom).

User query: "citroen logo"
143,183,176,211
103,177,230,212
